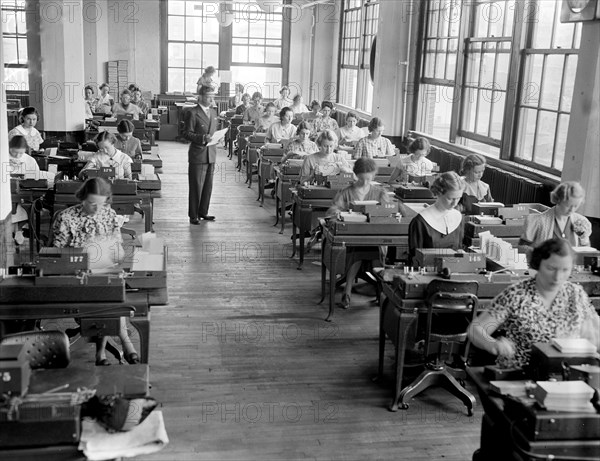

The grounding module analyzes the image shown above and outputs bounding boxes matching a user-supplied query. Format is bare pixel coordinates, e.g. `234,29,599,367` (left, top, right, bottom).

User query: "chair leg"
397,368,446,408
438,368,476,416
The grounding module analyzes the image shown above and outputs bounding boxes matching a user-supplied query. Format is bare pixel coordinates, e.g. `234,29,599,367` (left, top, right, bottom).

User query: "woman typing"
327,158,390,309
280,122,318,163
408,171,465,265
112,89,142,120
337,112,365,151
52,178,139,365
458,154,493,214
520,181,592,248
114,119,143,159
389,137,434,184
468,238,599,368
266,107,297,143
299,130,352,184
353,117,395,159
80,131,133,179
312,101,339,137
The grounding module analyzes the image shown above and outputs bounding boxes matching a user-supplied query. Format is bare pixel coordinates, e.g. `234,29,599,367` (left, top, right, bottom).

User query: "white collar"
420,206,462,235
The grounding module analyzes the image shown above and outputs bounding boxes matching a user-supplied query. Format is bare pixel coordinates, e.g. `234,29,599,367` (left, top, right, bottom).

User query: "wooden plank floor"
141,141,482,460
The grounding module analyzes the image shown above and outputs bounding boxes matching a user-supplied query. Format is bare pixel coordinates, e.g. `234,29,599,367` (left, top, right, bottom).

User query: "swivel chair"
396,279,478,415
1,330,70,369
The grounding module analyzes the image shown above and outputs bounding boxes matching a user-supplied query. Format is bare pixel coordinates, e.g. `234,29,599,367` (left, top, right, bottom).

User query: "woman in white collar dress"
408,171,465,265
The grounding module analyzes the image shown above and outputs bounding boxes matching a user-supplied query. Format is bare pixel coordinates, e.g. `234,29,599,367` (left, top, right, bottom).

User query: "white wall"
83,0,109,88
106,0,161,94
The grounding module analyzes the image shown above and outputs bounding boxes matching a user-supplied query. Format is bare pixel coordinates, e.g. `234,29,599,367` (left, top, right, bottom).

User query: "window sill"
409,130,561,187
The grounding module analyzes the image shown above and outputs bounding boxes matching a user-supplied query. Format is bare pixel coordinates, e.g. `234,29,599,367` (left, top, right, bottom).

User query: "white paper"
207,127,228,146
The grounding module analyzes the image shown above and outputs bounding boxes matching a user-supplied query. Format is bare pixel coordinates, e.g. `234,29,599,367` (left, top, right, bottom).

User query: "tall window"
230,0,283,99
164,0,286,98
338,0,379,112
1,0,28,91
166,0,220,93
417,0,581,174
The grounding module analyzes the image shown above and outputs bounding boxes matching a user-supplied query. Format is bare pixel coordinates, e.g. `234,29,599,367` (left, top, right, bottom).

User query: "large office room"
1,0,599,460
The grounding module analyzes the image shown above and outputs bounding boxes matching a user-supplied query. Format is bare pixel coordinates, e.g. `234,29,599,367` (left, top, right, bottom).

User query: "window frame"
415,0,581,176
160,0,291,96
1,0,28,91
336,0,380,112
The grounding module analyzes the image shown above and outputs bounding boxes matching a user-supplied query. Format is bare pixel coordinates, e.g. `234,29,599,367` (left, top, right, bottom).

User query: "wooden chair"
236,125,255,170
1,330,70,369
395,279,478,415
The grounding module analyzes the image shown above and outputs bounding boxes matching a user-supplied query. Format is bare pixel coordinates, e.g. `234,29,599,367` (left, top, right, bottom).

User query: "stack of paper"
551,338,597,354
534,381,596,412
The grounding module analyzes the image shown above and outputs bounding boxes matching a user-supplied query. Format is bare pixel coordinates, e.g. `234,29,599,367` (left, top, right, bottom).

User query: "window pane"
185,17,202,42
168,68,185,92
554,21,575,49
339,68,358,107
185,69,199,93
4,67,28,90
170,16,185,41
168,0,185,15
516,108,537,161
561,55,578,112
232,45,248,62
186,1,203,16
230,65,282,99
490,91,506,139
540,55,564,110
265,47,279,64
186,43,203,68
521,55,543,107
249,21,265,38
533,111,557,167
234,18,249,38
476,89,492,135
532,4,555,49
2,11,16,33
462,138,500,158
248,46,265,63
553,114,569,170
203,45,219,69
445,39,458,79
419,84,454,141
265,23,281,39
168,43,185,67
435,45,447,79
203,18,220,42
495,53,509,90
462,88,477,133
3,38,17,65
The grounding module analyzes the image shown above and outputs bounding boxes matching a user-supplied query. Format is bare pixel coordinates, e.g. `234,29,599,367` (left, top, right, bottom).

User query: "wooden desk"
376,270,600,411
467,367,600,461
0,283,151,364
320,223,409,321
291,192,332,270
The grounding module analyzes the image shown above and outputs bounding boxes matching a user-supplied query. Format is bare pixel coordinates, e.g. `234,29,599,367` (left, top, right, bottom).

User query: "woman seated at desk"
96,83,114,115
52,178,140,366
243,92,264,126
8,106,44,152
337,112,365,151
266,107,297,143
520,181,592,249
280,122,318,163
115,119,143,159
84,85,98,116
312,101,339,137
299,130,352,184
274,85,293,110
458,153,493,214
255,102,279,133
389,137,434,184
80,131,133,179
290,94,308,117
327,158,390,309
353,117,395,159
235,93,251,115
112,89,142,121
301,100,322,137
408,171,465,265
468,238,599,369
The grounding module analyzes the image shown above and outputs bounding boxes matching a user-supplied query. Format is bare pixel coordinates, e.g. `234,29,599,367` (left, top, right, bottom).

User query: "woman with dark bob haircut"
353,117,395,159
469,238,599,368
327,158,391,309
408,171,465,264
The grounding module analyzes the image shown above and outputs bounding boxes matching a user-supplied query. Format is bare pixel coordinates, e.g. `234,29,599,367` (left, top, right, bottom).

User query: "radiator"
427,146,546,206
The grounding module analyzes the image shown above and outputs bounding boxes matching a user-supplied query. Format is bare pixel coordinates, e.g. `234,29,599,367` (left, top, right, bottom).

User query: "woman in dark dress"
408,171,465,265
